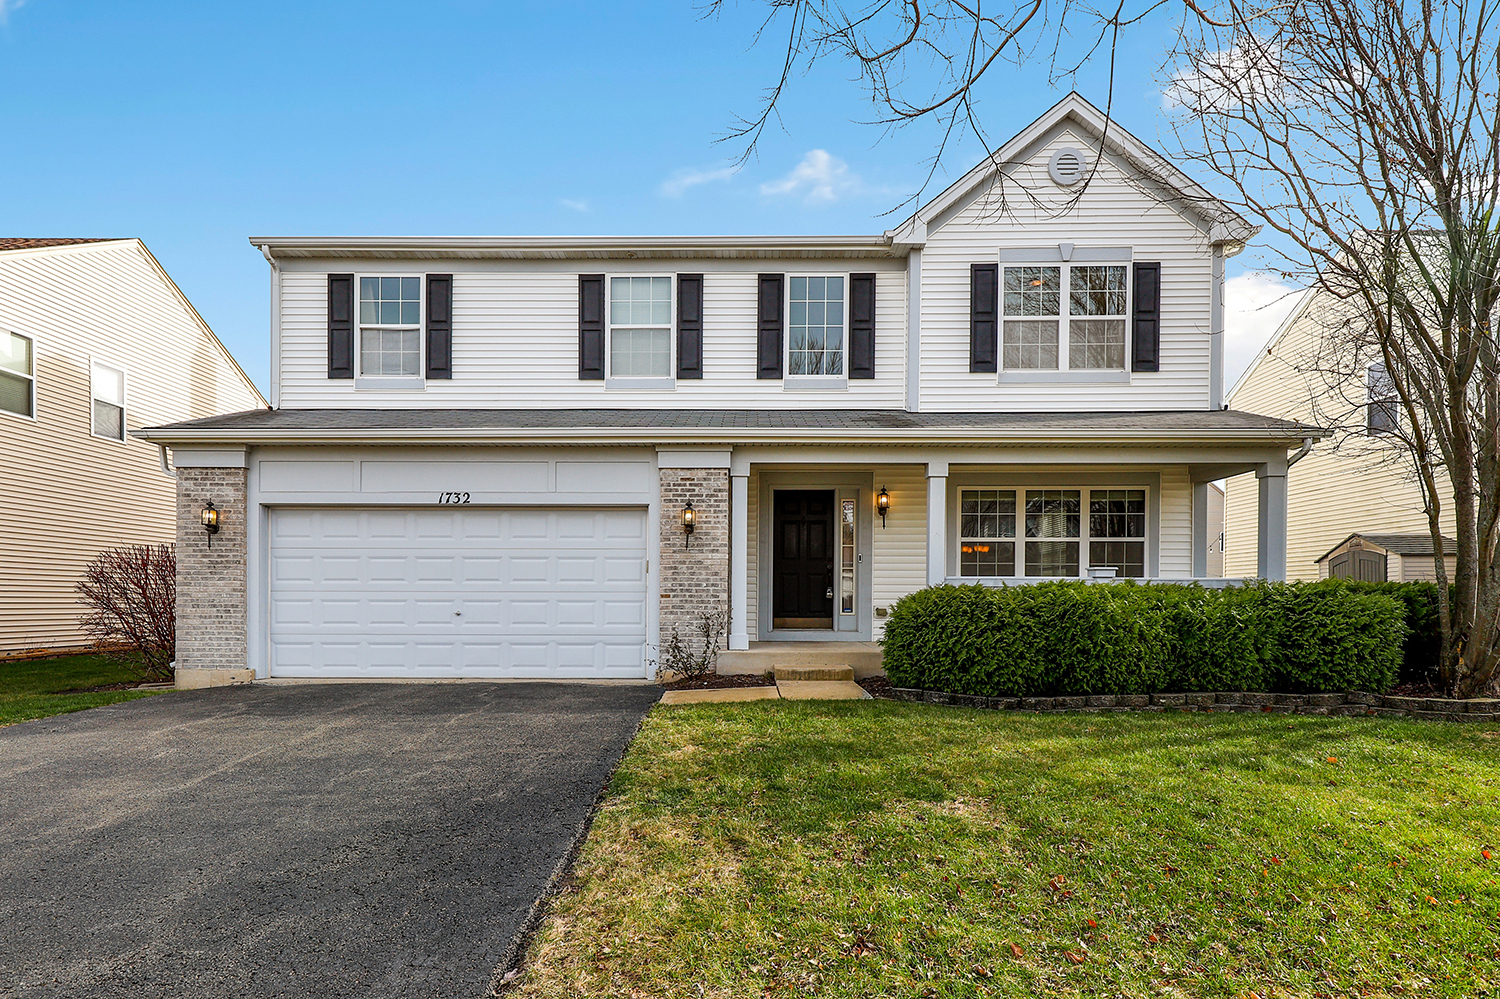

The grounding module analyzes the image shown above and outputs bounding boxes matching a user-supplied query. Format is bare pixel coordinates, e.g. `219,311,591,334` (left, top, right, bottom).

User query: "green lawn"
0,652,167,727
516,701,1500,998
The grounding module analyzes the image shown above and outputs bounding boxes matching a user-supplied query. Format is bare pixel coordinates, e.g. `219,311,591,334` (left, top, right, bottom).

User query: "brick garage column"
174,460,252,688
657,455,731,652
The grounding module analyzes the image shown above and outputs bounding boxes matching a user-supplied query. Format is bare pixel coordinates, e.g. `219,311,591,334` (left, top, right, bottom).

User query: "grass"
515,701,1500,998
0,651,167,727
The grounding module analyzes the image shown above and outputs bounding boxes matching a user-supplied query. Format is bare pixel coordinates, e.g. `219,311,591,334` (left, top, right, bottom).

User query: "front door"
772,489,835,629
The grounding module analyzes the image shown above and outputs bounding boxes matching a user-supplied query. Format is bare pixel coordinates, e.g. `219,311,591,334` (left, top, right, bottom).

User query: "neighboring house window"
960,489,1017,576
608,276,672,378
789,276,845,376
91,361,125,440
1367,362,1399,435
959,486,1149,578
1002,263,1128,370
1088,489,1147,577
0,330,34,418
359,277,422,377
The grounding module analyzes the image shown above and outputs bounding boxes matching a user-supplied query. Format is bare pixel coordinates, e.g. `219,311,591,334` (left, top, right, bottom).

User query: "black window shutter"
327,273,354,379
677,273,704,379
757,273,783,379
969,263,998,373
1132,261,1161,372
579,274,605,380
849,272,876,379
425,273,453,379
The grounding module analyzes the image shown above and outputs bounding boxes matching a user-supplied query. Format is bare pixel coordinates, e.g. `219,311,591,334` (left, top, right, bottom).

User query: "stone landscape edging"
886,688,1500,723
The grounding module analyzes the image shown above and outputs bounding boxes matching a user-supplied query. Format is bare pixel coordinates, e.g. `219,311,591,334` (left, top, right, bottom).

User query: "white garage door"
268,507,648,678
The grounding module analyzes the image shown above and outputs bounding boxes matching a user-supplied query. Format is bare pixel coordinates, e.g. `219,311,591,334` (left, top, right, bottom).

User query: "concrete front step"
774,664,854,682
718,642,885,678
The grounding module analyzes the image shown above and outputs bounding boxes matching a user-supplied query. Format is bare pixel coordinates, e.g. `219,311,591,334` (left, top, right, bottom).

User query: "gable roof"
1315,532,1459,563
0,238,115,252
887,92,1257,249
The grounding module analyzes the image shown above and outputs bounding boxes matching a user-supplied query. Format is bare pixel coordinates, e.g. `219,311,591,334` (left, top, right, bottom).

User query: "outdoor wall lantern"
682,501,695,547
877,486,891,528
201,500,220,547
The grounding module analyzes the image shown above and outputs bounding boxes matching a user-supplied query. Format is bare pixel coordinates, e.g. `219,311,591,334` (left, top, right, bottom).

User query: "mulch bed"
662,673,777,690
857,676,895,699
1389,680,1448,698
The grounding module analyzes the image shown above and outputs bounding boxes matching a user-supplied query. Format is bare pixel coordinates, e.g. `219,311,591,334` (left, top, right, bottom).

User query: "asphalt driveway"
0,681,661,999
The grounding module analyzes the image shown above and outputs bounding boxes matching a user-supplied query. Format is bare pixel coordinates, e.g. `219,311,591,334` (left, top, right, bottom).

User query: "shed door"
268,507,648,678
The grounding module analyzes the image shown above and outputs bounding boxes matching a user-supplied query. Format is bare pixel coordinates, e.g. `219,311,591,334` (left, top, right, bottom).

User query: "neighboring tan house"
137,94,1320,688
0,238,266,655
1224,285,1456,581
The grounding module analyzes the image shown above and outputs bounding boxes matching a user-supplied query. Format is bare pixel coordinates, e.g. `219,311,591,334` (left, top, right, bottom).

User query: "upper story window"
608,276,672,379
789,276,845,377
91,360,125,440
1,330,34,418
1367,362,1398,435
359,277,422,377
1002,264,1127,370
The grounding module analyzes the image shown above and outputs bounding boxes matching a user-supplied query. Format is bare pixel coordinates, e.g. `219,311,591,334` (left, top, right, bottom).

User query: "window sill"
606,377,676,390
996,370,1130,384
784,375,848,390
354,377,426,391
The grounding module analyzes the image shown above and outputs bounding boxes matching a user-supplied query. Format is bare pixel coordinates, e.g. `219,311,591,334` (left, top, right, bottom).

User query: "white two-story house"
138,94,1319,687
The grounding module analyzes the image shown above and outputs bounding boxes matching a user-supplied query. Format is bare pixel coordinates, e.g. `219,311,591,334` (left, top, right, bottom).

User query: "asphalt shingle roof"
0,238,114,251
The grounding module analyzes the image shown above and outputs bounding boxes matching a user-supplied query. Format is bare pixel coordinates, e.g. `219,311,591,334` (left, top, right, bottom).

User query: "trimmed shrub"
881,579,1407,697
1312,580,1440,685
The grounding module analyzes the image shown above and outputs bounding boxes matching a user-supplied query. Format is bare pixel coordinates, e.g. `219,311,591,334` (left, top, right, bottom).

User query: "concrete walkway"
661,669,870,705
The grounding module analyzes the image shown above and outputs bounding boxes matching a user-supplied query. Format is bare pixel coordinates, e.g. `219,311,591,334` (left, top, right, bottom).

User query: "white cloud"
660,165,737,198
0,0,29,25
559,198,588,212
760,150,863,204
1224,271,1306,392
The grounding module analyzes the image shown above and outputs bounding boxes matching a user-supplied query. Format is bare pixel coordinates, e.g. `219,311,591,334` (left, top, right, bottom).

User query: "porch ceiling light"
201,499,220,547
877,486,891,528
682,501,695,547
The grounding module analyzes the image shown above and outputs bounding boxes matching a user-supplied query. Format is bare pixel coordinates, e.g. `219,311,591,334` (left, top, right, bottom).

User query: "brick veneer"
174,466,250,685
658,468,730,649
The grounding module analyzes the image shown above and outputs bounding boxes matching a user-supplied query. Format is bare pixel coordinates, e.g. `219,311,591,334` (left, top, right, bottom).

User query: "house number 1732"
437,492,471,504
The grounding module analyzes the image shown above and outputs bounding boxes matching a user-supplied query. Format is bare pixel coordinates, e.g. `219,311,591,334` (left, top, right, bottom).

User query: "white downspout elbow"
158,443,176,479
1287,436,1314,467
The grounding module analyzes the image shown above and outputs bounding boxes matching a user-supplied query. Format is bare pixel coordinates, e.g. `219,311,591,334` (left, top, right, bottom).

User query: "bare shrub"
76,544,176,681
648,611,727,683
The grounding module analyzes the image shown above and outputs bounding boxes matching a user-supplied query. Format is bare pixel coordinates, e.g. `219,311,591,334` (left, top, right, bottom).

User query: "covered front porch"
717,443,1299,653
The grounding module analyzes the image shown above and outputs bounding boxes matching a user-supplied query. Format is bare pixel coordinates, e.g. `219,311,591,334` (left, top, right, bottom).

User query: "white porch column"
1256,467,1288,581
1191,481,1211,578
926,459,949,585
728,471,750,650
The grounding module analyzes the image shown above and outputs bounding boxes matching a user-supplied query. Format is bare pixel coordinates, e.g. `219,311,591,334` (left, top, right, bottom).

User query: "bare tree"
76,544,177,681
1165,0,1500,695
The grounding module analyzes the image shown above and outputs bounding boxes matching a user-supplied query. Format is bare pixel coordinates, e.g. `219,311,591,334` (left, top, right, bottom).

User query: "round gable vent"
1048,147,1087,187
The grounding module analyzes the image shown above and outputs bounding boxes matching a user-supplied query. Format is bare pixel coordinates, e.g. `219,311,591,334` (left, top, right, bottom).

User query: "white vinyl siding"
0,240,265,652
920,126,1213,410
275,262,907,409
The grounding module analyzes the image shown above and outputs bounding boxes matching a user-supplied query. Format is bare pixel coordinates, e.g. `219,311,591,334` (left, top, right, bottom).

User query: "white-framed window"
0,329,35,419
607,275,673,381
1002,263,1128,370
358,276,422,377
1367,363,1399,435
90,360,125,441
959,486,1149,578
788,275,846,378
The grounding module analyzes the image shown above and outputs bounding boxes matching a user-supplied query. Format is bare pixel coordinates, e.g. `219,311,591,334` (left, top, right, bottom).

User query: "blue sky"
0,0,1296,394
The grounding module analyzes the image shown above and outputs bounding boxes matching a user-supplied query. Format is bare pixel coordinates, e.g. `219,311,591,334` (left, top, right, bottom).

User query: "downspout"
1287,436,1314,467
260,244,281,409
157,443,176,479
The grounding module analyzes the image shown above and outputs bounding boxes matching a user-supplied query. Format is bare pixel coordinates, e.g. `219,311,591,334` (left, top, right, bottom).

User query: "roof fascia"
250,234,904,259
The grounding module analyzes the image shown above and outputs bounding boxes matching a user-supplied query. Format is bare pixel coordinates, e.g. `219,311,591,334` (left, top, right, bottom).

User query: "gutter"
132,425,1331,448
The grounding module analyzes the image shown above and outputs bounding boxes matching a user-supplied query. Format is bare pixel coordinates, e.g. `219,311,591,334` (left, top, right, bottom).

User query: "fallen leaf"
1484,849,1492,860
1065,950,1085,964
1009,942,1025,958
1328,756,1338,763
1148,933,1160,943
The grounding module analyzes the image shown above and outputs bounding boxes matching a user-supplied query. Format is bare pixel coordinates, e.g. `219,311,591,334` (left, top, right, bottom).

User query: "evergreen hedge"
881,580,1408,697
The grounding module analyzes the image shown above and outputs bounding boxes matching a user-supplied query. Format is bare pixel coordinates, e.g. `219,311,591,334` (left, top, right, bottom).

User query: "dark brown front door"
773,490,835,629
